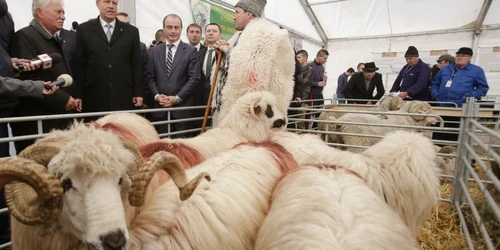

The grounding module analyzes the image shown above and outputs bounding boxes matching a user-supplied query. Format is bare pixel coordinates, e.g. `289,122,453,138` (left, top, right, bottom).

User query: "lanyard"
399,66,413,87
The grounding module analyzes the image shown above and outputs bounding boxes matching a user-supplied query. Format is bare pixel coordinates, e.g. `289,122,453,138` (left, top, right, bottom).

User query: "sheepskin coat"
211,18,295,126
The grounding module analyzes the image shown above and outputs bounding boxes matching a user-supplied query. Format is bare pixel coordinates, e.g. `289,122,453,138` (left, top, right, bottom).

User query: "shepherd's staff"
201,50,223,133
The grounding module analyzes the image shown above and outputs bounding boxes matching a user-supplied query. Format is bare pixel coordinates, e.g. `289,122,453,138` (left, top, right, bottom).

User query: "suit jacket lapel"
91,18,108,43
157,43,168,80
109,20,124,45
168,42,186,80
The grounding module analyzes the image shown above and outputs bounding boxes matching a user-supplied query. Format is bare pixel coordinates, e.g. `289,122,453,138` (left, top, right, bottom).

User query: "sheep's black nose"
101,230,126,250
273,119,286,128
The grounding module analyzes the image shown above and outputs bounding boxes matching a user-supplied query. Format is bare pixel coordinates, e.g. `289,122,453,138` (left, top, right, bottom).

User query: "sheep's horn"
3,138,65,225
116,135,144,174
0,157,63,225
390,96,403,110
129,151,210,206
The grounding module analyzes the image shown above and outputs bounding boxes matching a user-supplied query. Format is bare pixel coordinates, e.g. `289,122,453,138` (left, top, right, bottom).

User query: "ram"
270,130,440,238
255,165,418,250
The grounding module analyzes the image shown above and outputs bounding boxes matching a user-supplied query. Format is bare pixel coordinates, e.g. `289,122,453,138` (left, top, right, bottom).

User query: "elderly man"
432,47,488,107
343,62,385,104
211,0,295,126
10,0,78,153
389,46,431,101
72,0,143,117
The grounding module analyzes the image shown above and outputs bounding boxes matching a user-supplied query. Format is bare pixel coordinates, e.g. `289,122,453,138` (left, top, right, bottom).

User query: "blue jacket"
431,63,488,107
390,59,431,101
336,72,348,98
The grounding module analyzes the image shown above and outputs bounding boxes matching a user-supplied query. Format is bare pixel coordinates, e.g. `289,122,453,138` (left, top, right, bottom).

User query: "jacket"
390,59,431,101
431,63,488,107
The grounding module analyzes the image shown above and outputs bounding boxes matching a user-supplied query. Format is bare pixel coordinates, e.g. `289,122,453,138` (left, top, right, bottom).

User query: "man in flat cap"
390,46,431,101
431,47,488,107
211,0,295,126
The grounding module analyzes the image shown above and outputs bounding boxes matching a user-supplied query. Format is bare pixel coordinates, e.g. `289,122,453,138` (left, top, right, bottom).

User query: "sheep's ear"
250,99,262,116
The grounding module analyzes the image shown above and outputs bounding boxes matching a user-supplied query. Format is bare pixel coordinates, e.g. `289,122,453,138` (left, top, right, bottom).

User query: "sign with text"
190,0,236,41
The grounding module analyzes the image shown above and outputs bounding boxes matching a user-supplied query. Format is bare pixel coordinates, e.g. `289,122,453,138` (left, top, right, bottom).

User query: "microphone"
45,74,73,90
17,53,63,71
72,21,79,30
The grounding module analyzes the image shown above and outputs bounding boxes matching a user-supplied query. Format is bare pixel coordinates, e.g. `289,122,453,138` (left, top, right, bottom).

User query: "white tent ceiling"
7,0,500,97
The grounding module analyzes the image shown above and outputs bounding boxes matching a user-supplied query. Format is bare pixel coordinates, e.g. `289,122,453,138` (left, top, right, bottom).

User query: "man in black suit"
147,14,200,136
192,22,221,129
59,28,75,63
343,62,385,104
72,0,143,117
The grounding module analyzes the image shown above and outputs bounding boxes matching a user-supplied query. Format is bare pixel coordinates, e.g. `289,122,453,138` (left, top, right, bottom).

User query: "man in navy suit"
148,14,200,136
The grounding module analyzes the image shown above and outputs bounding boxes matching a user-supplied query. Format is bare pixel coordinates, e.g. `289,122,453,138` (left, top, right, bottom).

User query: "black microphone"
72,21,79,30
45,74,73,90
18,53,63,71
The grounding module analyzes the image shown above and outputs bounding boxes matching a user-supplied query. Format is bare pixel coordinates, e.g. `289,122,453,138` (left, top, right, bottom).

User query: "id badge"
445,80,452,88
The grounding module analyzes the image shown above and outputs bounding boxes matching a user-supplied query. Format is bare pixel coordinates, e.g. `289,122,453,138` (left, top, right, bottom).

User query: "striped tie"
105,23,112,42
166,44,174,76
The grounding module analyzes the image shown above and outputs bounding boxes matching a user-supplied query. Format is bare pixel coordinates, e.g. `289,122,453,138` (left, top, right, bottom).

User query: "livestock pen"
0,97,497,249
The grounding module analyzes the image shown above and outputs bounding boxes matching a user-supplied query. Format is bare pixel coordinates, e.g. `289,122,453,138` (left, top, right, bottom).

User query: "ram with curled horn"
0,122,209,250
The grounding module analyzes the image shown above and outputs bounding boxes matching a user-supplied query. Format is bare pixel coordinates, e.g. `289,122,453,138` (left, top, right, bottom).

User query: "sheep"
124,141,299,249
318,96,404,131
269,130,441,238
0,122,208,250
254,165,419,250
435,145,457,176
139,91,287,185
323,101,440,153
93,112,160,146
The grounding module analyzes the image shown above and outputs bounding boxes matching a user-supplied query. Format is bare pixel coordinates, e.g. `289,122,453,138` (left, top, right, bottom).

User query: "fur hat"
235,0,267,17
405,46,419,57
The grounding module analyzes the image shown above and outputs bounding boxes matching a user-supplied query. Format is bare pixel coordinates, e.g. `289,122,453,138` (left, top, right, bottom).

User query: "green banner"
191,0,236,41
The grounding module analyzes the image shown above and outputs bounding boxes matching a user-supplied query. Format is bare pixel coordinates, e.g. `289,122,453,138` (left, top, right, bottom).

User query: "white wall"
324,30,500,100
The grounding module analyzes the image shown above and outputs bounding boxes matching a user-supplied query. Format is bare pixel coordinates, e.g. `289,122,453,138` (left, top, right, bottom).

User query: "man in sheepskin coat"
211,0,295,126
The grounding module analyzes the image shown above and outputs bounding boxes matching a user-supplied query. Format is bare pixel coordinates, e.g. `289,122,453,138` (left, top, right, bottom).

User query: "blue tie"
166,44,174,76
105,23,112,42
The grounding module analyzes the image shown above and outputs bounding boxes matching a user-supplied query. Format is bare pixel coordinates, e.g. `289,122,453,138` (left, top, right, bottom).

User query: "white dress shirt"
99,17,116,37
194,43,201,51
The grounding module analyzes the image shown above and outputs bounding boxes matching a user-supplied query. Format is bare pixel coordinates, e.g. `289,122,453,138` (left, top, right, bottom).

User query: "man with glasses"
431,47,488,107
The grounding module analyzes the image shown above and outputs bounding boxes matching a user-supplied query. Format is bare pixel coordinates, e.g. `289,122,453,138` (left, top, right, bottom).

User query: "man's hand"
42,82,58,95
133,97,143,107
74,98,82,112
166,96,178,106
322,72,328,81
318,81,327,87
11,58,37,71
156,94,170,107
65,97,77,111
367,101,373,105
213,40,229,53
399,91,409,99
295,97,302,103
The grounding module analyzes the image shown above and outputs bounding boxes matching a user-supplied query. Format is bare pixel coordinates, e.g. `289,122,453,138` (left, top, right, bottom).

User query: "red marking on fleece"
139,141,204,168
235,141,299,174
87,122,142,146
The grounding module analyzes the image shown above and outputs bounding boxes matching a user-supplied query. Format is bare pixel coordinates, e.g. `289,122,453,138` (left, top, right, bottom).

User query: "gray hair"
32,0,64,17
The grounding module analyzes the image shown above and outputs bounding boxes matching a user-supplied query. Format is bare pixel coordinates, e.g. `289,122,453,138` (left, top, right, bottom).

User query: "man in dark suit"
59,28,75,63
343,62,385,104
192,23,221,129
72,0,143,117
10,0,79,153
148,14,200,136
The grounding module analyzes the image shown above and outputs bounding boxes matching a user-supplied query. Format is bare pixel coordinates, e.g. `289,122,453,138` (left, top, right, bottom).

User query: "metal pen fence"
0,97,498,249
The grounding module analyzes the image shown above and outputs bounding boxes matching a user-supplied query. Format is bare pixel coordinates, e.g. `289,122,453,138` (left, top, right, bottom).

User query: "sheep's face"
52,168,130,250
250,93,287,131
46,127,135,250
409,102,440,125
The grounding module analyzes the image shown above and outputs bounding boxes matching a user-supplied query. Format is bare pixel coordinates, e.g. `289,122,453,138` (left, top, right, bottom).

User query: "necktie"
166,44,174,76
205,49,214,77
105,23,112,42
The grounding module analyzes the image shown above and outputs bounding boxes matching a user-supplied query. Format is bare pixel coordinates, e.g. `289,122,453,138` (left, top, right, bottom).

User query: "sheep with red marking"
127,141,298,249
94,112,160,146
270,130,440,238
139,91,287,169
255,165,418,250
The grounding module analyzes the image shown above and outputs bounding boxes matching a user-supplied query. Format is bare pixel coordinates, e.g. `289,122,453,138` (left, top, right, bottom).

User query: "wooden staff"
201,50,223,133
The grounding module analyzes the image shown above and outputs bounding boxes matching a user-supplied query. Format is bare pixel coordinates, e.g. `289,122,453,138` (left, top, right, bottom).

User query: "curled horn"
1,139,65,225
390,96,404,111
129,151,210,207
116,135,144,174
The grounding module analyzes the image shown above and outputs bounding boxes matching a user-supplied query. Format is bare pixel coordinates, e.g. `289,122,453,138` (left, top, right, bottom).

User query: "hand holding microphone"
45,74,72,90
15,53,63,71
